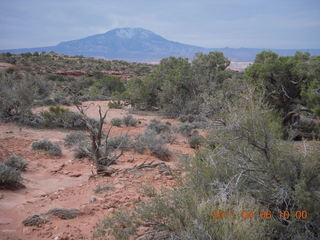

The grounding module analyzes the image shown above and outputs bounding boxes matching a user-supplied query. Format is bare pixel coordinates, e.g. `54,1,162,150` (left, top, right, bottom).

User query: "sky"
0,0,319,50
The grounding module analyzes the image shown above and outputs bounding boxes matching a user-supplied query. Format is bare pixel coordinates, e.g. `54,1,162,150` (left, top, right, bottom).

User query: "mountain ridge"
1,28,320,62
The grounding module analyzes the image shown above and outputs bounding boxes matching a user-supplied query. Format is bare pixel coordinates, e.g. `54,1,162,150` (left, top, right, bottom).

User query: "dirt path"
0,101,192,240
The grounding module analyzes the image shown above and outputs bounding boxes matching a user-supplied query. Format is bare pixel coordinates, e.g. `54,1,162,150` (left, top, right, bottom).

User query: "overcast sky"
0,0,319,49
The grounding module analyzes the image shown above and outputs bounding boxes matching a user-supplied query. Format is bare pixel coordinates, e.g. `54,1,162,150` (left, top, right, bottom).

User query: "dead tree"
74,102,124,176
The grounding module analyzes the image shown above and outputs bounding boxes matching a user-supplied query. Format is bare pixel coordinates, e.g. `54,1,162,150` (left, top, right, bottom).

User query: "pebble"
70,173,81,177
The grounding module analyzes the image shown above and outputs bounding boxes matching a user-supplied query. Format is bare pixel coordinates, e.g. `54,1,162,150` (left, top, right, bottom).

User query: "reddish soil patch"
0,102,192,240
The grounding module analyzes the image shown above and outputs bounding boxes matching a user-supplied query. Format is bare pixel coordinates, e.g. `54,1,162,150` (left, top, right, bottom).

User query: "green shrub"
97,91,320,240
178,114,206,123
139,184,156,197
133,130,171,160
46,208,82,220
4,155,27,171
22,215,48,226
0,73,35,119
159,131,176,144
133,130,160,153
149,144,171,161
123,115,138,127
301,78,320,116
188,133,204,149
73,146,90,159
106,134,130,151
147,119,171,134
40,106,96,130
0,164,23,189
92,76,125,96
111,118,122,127
31,140,62,156
108,101,122,109
173,122,197,136
64,132,88,146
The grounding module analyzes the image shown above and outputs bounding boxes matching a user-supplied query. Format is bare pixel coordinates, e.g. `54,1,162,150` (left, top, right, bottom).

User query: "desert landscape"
1,99,198,239
0,2,319,239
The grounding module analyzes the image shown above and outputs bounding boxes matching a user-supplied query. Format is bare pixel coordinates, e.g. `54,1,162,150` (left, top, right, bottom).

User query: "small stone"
70,173,81,177
0,194,4,200
89,197,97,203
23,227,32,235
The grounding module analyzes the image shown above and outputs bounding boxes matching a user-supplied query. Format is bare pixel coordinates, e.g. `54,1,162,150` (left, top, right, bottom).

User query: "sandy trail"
0,101,191,240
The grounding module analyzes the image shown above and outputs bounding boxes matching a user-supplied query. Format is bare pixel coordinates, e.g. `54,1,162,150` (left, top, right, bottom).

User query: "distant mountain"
1,28,320,62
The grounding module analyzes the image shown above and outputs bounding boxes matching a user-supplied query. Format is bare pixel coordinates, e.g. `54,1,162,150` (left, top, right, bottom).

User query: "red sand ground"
0,101,193,240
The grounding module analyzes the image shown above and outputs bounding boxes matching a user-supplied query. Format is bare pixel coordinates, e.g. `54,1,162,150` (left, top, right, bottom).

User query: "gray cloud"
0,0,319,49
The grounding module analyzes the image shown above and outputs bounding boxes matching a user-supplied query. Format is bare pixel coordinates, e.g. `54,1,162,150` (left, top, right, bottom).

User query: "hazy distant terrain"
1,28,320,62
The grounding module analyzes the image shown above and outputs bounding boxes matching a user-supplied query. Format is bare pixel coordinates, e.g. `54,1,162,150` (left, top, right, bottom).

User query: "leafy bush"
178,114,207,123
111,118,122,127
108,101,122,109
73,145,90,159
97,90,320,240
106,134,130,151
147,119,171,134
139,184,156,197
46,208,82,220
149,144,171,161
40,106,96,130
64,132,88,146
31,140,62,156
123,115,138,127
133,130,171,160
92,76,125,96
159,131,176,144
173,122,197,136
133,130,160,153
188,133,205,149
4,155,27,171
0,73,34,119
301,78,320,116
22,215,48,226
0,164,23,189
124,52,230,115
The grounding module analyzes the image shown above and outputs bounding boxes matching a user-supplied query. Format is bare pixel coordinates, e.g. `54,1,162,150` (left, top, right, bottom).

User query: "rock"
0,217,12,225
134,173,144,178
51,164,65,173
49,193,59,200
22,227,32,235
80,205,94,215
0,194,4,200
89,197,97,203
70,173,81,177
154,174,161,180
